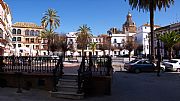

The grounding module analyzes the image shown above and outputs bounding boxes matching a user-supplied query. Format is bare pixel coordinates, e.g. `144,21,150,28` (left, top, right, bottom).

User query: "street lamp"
107,30,112,56
156,33,161,77
144,38,146,58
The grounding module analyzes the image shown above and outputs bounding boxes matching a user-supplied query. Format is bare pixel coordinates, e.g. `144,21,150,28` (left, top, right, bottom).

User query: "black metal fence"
77,54,113,93
0,56,62,73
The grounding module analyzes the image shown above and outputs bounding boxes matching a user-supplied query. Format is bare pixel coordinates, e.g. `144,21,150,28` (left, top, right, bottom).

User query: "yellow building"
12,22,48,56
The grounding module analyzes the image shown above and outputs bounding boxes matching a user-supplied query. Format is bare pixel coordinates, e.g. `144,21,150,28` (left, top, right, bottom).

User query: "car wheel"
176,68,180,72
160,67,165,73
134,68,140,73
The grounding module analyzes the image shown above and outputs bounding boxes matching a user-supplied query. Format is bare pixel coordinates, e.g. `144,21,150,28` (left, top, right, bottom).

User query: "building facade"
154,22,180,58
0,0,13,56
12,22,47,56
65,12,137,57
135,23,160,56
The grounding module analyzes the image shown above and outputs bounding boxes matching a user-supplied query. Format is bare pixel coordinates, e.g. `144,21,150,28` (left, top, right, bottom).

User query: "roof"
143,24,160,28
12,22,43,29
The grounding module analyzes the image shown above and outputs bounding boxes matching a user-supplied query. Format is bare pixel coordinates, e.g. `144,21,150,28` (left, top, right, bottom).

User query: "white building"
135,23,160,56
0,0,13,56
65,12,137,57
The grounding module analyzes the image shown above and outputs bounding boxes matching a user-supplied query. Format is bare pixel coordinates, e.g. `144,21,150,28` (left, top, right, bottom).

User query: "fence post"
107,56,112,76
0,56,4,72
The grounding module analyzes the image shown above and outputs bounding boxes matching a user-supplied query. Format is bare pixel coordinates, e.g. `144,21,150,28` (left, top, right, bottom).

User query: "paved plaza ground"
1,71,180,101
1,57,180,101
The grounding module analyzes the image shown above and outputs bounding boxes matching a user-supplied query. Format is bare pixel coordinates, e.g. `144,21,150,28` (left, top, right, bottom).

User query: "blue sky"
5,0,180,35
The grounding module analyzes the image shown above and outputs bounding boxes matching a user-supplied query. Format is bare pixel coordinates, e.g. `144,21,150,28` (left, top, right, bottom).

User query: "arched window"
35,30,40,36
25,30,29,36
12,29,16,34
30,30,34,36
17,29,21,34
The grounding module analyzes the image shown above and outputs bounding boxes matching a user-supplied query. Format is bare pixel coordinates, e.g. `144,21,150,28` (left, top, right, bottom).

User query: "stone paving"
2,58,180,101
1,71,180,101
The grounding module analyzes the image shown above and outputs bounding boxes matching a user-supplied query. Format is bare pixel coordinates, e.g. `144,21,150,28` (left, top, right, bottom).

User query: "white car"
162,59,180,72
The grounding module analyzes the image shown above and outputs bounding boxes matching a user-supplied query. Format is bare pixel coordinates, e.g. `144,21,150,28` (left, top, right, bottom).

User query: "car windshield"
129,60,139,63
169,60,178,63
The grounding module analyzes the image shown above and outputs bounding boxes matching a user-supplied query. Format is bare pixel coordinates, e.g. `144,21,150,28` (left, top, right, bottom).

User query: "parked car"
124,59,165,73
162,59,180,72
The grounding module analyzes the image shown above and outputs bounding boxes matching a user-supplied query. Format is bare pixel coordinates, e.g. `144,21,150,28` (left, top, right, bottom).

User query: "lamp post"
144,38,146,58
156,33,161,77
107,30,112,56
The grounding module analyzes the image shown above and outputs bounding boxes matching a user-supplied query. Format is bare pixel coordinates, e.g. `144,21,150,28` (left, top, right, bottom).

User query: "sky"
4,0,180,35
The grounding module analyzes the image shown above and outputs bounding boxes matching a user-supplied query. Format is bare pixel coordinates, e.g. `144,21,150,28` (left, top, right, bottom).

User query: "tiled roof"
12,22,43,29
143,24,160,28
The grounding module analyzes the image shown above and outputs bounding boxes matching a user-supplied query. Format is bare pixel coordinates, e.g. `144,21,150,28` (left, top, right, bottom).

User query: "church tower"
122,12,136,33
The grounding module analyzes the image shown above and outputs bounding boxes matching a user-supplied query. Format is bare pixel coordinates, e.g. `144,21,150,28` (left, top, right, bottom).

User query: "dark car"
124,59,156,73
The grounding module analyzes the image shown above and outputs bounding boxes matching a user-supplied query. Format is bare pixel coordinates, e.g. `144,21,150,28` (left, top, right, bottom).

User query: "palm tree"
41,8,60,32
76,24,92,56
40,29,55,55
89,42,97,56
126,0,174,62
41,8,60,55
159,31,180,60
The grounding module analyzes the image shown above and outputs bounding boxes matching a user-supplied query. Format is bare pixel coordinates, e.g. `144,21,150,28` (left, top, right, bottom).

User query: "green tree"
126,0,174,62
41,8,60,55
98,34,110,56
159,31,180,60
40,29,55,54
89,42,97,56
41,8,60,32
124,36,138,61
76,24,92,56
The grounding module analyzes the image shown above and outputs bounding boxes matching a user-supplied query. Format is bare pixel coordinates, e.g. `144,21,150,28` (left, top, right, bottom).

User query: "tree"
124,36,138,61
76,24,92,56
40,29,55,55
41,8,60,32
89,42,97,56
159,31,180,60
98,34,110,55
126,0,174,62
41,8,60,55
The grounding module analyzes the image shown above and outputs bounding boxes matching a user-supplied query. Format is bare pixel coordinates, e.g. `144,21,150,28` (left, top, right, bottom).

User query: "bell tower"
122,12,137,33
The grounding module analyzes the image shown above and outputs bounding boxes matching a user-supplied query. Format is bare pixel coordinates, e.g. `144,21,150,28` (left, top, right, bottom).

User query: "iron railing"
0,56,62,73
77,54,112,93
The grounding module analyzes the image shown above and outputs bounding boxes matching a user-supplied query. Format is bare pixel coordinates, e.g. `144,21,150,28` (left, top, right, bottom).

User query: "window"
30,30,34,36
13,44,16,48
114,39,117,43
18,44,21,47
126,28,128,31
121,39,125,43
25,30,29,35
26,45,29,47
12,29,16,34
26,38,29,43
17,29,21,34
114,51,116,54
145,27,147,29
31,38,34,43
137,61,143,64
12,37,16,41
35,30,40,36
17,37,21,41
